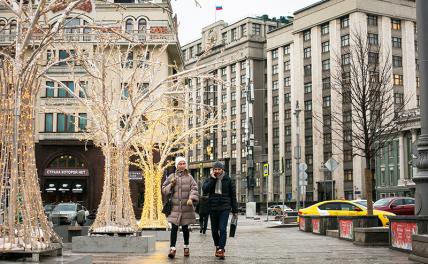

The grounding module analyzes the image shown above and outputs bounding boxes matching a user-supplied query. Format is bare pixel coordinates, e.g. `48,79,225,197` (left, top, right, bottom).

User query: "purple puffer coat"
162,171,199,226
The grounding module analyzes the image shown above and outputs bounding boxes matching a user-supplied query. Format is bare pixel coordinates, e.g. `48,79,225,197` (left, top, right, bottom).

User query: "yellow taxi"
298,200,395,226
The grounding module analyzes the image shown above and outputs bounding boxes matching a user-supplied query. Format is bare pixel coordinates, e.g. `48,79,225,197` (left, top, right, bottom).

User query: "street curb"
267,224,299,228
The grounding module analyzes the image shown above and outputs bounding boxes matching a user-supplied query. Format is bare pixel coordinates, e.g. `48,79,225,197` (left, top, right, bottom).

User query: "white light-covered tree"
0,0,92,251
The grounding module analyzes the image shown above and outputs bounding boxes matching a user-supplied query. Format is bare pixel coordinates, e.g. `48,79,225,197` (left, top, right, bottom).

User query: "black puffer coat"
202,173,238,214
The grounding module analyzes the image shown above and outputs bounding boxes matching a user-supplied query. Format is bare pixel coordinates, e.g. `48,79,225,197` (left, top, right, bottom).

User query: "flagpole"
215,3,217,22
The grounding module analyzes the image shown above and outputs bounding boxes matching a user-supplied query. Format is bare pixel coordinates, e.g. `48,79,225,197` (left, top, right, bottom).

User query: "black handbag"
162,186,174,216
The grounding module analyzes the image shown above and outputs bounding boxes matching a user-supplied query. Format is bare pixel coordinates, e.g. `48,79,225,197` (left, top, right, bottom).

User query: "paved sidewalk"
88,217,416,264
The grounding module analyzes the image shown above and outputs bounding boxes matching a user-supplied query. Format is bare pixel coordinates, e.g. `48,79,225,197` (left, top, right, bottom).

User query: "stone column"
398,132,408,186
267,51,274,202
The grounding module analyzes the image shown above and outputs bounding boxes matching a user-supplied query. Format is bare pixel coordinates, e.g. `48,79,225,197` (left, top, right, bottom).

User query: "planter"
389,216,428,252
337,216,379,241
409,234,428,263
311,216,338,235
299,215,312,232
353,227,389,246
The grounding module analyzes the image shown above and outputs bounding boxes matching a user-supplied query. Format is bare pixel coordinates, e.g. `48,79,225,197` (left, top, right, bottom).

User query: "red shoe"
168,248,176,258
184,248,190,257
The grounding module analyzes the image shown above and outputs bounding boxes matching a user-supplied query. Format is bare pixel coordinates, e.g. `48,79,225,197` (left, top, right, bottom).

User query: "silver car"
50,203,89,225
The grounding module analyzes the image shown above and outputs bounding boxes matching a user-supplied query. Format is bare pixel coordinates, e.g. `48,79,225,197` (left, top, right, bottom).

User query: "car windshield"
374,198,392,206
53,204,76,212
44,204,56,211
354,200,367,207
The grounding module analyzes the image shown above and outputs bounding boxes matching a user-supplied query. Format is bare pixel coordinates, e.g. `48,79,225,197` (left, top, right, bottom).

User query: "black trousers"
199,214,209,232
170,224,189,247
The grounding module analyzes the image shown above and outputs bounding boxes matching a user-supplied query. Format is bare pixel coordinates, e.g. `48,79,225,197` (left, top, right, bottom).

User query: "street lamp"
294,101,302,211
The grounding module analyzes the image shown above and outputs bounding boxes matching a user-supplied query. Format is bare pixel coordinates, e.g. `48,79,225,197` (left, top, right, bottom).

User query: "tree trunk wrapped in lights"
0,0,92,250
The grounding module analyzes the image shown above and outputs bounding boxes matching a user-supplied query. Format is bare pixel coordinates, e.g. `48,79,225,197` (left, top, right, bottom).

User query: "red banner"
299,217,305,231
312,219,320,234
391,222,417,251
339,219,353,240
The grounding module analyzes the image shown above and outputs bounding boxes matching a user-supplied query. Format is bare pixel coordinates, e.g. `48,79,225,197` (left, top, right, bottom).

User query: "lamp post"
415,0,428,216
294,101,302,211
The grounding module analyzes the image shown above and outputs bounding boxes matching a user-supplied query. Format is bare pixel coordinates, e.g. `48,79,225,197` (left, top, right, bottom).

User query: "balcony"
38,132,86,141
0,28,177,45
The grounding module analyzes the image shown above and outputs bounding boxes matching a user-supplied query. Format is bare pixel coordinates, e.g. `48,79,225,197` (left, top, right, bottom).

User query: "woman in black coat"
196,195,209,234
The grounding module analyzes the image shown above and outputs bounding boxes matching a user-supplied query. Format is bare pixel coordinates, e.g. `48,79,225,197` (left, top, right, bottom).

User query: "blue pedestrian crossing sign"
263,163,269,177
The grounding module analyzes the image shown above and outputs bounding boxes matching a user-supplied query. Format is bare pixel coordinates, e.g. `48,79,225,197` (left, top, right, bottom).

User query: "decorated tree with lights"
134,93,220,229
0,0,92,251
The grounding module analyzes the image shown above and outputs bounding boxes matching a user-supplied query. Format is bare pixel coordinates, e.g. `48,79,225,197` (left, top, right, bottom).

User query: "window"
79,81,87,98
393,56,402,68
305,118,312,128
340,16,349,28
273,112,280,121
322,41,330,53
322,59,330,71
324,115,331,127
273,96,279,105
59,81,74,98
321,23,329,35
391,19,401,30
342,53,351,65
341,34,350,47
304,47,311,59
57,113,75,132
231,106,236,115
273,144,279,153
284,60,290,71
417,77,420,88
343,111,352,122
221,68,227,76
342,72,351,84
304,64,312,76
78,113,87,131
368,33,378,45
304,100,312,111
272,80,279,90
304,83,312,94
46,50,55,64
125,18,133,33
344,130,352,142
273,127,279,137
368,52,379,64
285,125,291,135
286,159,292,169
45,113,53,132
319,202,340,210
344,150,353,161
323,96,331,107
285,109,291,119
231,64,236,73
284,45,290,55
232,134,237,144
392,37,402,48
272,64,278,74
322,78,331,90
252,23,261,35
240,61,246,70
303,30,311,41
240,75,246,84
393,74,403,85
305,135,313,145
241,24,247,37
231,92,236,101
138,19,147,33
324,133,331,145
58,50,69,66
394,93,404,104
272,49,278,59
285,93,291,104
121,83,129,99
46,81,54,97
231,28,237,41
284,77,291,87
367,15,378,26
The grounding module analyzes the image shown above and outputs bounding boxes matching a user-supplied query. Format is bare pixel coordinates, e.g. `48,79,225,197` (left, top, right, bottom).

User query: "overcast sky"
171,0,319,44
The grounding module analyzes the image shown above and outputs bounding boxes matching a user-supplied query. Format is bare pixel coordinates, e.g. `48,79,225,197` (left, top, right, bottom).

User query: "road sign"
325,158,339,172
299,172,308,186
263,163,269,177
299,163,308,172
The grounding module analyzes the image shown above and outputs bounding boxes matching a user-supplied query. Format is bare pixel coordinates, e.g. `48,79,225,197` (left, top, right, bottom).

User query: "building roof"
294,0,330,15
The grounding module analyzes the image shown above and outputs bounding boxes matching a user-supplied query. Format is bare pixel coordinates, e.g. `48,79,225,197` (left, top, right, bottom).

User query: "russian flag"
216,5,223,11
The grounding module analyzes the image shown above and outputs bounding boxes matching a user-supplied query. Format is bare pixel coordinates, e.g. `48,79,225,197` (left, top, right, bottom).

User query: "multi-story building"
266,0,417,203
0,0,182,215
182,17,283,203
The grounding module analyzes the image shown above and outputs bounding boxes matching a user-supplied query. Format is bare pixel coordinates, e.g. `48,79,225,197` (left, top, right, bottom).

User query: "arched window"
138,19,147,33
0,20,6,35
125,18,133,34
10,20,16,35
48,155,85,168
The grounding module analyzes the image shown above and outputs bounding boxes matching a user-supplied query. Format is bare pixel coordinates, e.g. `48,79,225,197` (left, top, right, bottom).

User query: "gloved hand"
187,199,193,206
170,177,176,186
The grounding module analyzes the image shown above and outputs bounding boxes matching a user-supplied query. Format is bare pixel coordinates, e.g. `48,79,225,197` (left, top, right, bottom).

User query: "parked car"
267,205,293,216
238,206,246,213
374,197,415,215
298,200,395,226
50,203,89,225
44,204,56,219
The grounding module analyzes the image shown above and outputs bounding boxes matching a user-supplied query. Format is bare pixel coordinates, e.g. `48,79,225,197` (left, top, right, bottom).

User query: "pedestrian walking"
202,161,238,260
196,194,209,234
162,157,199,259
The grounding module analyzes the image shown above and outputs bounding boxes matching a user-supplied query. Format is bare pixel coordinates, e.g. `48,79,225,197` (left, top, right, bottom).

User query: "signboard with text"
339,219,353,240
391,222,417,251
44,169,89,176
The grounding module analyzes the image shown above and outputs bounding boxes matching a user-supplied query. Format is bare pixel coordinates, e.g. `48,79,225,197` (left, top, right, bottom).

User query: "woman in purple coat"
162,157,199,258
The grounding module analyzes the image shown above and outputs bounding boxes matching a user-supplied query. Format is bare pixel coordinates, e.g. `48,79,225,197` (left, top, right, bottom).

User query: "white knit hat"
175,156,187,168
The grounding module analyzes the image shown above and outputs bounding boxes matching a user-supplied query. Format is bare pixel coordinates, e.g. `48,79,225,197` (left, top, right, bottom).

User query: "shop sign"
339,219,353,240
391,221,417,251
129,171,143,180
44,169,89,176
